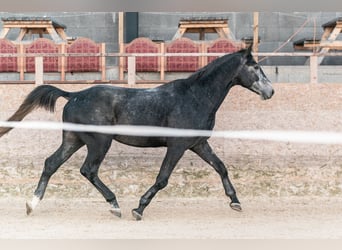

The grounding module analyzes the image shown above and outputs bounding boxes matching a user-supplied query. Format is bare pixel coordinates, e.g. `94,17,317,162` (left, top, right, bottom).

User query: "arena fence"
1,51,342,84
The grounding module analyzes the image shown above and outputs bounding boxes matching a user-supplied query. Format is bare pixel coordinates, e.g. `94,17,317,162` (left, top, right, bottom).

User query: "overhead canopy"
172,17,234,40
0,16,68,43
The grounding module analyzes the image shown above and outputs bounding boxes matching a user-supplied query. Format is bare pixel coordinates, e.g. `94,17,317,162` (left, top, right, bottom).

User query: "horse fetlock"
26,202,33,215
109,207,122,218
108,197,119,207
26,195,41,215
107,197,121,217
230,202,242,212
132,209,143,221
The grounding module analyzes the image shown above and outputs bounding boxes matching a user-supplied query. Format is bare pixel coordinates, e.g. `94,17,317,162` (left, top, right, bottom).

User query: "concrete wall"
138,12,342,65
0,12,118,65
1,12,342,66
1,83,342,200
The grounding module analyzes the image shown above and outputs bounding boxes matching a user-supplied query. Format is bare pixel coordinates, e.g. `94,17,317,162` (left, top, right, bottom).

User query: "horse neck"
189,54,240,112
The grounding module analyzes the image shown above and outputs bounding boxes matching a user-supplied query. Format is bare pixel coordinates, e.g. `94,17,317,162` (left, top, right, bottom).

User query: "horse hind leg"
26,132,84,215
191,141,242,212
79,137,121,218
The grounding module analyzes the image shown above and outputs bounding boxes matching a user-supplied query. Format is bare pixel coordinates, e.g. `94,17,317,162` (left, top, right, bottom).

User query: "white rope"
1,120,342,145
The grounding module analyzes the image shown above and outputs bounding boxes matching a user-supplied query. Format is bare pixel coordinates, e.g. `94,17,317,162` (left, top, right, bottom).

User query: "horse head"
233,46,274,100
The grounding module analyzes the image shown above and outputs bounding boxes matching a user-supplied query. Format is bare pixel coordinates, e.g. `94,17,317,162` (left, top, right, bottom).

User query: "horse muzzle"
261,86,274,100
251,80,274,100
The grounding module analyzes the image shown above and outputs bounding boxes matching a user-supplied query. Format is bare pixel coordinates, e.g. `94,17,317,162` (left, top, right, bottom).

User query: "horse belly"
113,135,167,147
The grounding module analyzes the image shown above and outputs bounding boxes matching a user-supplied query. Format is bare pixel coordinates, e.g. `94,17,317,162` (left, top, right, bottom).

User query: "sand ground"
1,196,342,239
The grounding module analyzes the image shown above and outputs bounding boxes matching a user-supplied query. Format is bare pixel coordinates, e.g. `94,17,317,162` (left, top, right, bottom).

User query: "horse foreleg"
80,139,121,218
27,133,83,215
132,147,185,220
191,141,242,212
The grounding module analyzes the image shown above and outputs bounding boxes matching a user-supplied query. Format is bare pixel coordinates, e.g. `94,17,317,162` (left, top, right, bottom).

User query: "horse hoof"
109,208,122,218
230,202,242,212
132,209,143,221
26,202,33,216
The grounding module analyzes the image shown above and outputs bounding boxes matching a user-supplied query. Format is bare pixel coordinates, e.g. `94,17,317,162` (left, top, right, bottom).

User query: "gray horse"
0,47,274,220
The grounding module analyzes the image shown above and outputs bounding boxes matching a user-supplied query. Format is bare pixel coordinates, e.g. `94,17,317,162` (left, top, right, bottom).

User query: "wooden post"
101,43,106,81
19,44,24,81
119,12,125,82
160,42,165,81
127,56,136,85
118,12,124,46
199,28,205,40
310,55,318,83
60,43,66,81
253,12,259,62
35,56,44,85
119,43,124,81
200,43,207,67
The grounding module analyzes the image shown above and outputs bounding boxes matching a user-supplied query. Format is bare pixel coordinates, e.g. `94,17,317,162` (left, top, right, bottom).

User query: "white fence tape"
1,120,342,145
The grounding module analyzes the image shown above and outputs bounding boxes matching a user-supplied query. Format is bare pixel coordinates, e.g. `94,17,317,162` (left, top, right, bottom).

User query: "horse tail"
0,85,72,138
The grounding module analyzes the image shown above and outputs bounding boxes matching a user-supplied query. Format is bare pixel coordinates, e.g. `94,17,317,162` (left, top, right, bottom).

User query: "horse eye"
254,65,260,70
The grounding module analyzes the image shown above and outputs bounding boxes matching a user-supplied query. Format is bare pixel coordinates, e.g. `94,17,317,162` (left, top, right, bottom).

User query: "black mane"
189,49,247,81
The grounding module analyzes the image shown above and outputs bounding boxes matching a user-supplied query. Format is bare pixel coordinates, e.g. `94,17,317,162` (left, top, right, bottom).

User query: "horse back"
62,83,215,130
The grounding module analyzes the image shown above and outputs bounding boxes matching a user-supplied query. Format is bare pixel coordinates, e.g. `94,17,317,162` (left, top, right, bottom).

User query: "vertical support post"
101,43,106,81
119,43,124,81
253,12,259,62
118,12,124,46
127,56,136,85
310,55,318,83
19,44,24,81
160,42,165,81
60,43,66,81
199,28,205,40
119,12,125,82
200,43,206,67
35,56,44,85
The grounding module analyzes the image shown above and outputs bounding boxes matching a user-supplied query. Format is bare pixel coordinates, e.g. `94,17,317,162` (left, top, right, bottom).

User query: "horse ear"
243,45,252,58
247,44,253,54
240,45,252,64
